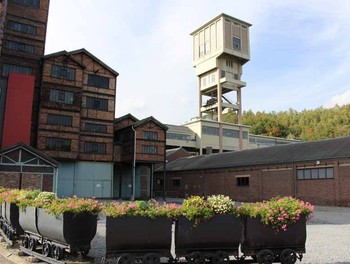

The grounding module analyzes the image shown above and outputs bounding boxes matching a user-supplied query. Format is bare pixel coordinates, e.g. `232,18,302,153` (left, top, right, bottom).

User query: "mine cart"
175,215,243,264
241,216,307,264
103,216,173,264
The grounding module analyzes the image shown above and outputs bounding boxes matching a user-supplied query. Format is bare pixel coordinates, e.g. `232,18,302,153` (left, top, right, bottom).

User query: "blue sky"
45,0,350,124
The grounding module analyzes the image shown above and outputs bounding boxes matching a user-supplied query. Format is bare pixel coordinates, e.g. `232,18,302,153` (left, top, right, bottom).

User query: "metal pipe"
131,126,136,201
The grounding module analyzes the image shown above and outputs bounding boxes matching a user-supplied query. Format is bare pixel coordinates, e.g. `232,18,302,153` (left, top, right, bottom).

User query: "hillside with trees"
222,105,350,141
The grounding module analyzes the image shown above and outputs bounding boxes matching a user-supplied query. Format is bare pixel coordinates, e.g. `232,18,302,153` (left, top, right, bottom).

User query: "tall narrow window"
233,37,241,50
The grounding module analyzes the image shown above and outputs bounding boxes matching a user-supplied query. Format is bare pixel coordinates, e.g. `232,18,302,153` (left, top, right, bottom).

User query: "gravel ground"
88,206,350,264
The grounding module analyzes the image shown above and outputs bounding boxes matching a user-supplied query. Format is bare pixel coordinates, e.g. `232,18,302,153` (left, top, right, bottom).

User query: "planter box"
1,203,6,221
241,216,307,255
4,202,24,235
176,215,243,255
19,206,40,236
37,208,98,253
106,216,173,256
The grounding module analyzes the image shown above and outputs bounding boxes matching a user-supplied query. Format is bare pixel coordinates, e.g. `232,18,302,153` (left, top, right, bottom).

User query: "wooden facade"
114,115,168,199
37,49,118,162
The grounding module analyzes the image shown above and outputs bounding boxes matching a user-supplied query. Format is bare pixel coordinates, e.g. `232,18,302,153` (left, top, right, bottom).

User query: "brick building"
157,136,350,206
0,0,50,147
114,114,168,199
36,49,118,197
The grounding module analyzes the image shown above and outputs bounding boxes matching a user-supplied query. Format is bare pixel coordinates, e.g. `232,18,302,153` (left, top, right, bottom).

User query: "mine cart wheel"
280,249,297,264
42,242,52,257
212,250,230,264
257,249,274,264
142,253,160,264
188,251,205,264
52,244,64,260
22,235,29,248
28,237,37,251
117,253,135,264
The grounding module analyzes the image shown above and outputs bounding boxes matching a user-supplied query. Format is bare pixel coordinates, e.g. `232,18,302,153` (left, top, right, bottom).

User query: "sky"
45,0,350,125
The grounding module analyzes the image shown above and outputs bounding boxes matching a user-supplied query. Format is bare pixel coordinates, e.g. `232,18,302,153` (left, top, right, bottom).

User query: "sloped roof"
166,147,191,158
0,142,59,167
164,136,350,172
43,50,86,68
114,113,139,123
133,116,168,131
69,48,119,76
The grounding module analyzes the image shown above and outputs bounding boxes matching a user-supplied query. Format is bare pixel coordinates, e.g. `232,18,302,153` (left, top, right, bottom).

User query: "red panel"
2,73,35,147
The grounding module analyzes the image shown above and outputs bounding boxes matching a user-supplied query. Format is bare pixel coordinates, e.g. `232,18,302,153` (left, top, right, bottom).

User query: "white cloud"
324,89,350,109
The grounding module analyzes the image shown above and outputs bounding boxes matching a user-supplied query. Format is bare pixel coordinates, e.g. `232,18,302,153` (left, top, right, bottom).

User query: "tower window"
233,37,241,50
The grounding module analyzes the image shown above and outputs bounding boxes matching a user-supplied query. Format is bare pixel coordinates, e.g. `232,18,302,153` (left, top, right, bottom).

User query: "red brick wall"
161,158,350,206
0,173,53,191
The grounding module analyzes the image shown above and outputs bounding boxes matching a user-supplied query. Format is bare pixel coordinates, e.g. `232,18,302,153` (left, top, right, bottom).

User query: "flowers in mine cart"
238,196,314,232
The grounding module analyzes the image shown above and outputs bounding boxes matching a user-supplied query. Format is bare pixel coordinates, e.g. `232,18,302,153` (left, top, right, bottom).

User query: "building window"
47,114,72,127
142,145,157,154
87,74,109,88
233,37,241,50
221,70,226,78
166,133,196,141
143,131,158,140
51,65,76,81
237,176,249,186
45,138,71,151
226,60,233,68
297,167,334,180
5,40,35,53
84,142,106,154
13,0,40,8
8,21,37,34
2,64,33,76
199,44,205,57
49,90,75,104
85,123,107,133
86,97,108,111
172,178,181,187
202,126,219,136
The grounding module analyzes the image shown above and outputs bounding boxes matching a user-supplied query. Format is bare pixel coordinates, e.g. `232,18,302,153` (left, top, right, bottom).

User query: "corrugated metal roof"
164,136,350,172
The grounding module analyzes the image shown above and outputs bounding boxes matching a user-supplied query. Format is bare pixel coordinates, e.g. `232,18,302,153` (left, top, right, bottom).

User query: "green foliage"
181,196,214,225
223,105,350,140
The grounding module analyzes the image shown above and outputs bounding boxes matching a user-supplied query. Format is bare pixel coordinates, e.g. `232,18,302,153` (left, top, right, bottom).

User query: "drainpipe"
131,126,136,201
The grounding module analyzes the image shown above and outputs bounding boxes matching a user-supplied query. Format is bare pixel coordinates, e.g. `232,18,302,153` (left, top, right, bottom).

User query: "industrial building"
157,136,350,206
